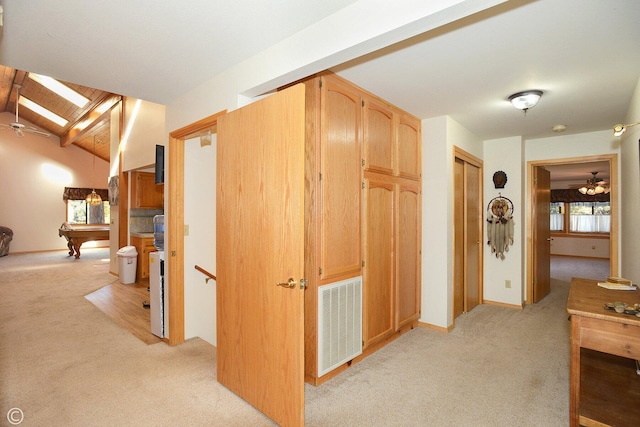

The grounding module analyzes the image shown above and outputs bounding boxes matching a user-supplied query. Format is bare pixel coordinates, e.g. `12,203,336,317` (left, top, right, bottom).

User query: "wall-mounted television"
155,145,164,184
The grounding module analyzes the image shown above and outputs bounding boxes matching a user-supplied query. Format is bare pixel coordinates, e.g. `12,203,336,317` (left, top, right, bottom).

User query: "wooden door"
362,177,395,348
533,166,551,303
453,149,483,318
465,161,481,312
453,158,465,318
217,84,305,427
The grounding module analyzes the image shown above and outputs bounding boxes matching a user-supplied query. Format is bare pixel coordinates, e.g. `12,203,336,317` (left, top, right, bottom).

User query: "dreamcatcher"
486,194,515,260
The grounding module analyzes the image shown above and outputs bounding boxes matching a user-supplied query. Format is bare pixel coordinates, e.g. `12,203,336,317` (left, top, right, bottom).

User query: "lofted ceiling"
0,0,638,186
0,66,120,161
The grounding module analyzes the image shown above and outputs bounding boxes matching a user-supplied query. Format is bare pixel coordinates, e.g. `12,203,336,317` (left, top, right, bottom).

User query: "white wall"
122,98,166,172
183,136,217,345
0,112,109,253
620,77,640,282
483,137,524,306
550,236,609,259
421,116,484,329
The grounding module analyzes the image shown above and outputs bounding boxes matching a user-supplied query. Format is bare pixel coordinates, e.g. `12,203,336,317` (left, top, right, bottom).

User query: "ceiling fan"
570,171,610,195
0,84,51,138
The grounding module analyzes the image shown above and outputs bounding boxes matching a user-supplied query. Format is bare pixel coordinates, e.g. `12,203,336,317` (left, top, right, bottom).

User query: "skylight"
28,73,90,108
19,96,68,127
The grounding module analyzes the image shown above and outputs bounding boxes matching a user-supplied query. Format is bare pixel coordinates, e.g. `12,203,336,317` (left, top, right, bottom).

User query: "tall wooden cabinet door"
217,84,305,427
363,97,394,175
397,114,421,180
318,76,362,283
363,178,394,348
396,181,421,329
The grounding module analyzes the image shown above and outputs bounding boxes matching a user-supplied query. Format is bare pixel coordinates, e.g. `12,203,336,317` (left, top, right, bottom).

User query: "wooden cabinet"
301,72,421,384
130,235,155,281
131,171,164,208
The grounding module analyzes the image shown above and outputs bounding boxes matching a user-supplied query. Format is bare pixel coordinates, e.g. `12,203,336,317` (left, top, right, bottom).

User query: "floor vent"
318,276,363,377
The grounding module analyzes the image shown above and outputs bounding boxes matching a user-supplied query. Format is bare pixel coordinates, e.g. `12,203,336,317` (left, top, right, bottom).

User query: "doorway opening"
526,154,618,305
165,110,226,345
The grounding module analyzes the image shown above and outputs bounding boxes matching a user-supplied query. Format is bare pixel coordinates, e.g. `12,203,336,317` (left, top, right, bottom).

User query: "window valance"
550,189,609,203
63,187,109,201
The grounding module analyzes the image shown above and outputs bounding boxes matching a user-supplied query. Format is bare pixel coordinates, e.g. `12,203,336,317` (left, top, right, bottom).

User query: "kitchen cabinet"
131,235,155,281
301,72,421,384
131,171,164,208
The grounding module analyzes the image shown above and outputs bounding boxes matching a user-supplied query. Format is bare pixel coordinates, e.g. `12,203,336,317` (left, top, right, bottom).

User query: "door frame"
165,110,227,345
526,154,618,305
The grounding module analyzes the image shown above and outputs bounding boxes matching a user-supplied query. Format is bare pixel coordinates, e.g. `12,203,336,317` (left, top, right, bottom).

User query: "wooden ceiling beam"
60,94,121,147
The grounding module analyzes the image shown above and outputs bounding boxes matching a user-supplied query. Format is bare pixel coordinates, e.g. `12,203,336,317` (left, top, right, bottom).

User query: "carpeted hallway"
0,249,609,426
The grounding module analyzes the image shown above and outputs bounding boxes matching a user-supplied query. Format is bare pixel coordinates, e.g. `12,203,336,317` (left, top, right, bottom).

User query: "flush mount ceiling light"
508,90,543,113
612,121,640,137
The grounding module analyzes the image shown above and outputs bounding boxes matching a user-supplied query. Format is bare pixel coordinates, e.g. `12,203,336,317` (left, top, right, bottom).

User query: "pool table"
59,225,110,259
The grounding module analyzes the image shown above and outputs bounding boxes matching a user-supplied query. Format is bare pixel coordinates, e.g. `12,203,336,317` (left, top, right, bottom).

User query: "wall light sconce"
200,130,212,147
612,122,640,137
508,90,543,114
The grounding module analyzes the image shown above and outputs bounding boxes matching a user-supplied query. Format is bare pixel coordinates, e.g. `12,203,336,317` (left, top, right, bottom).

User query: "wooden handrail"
194,265,216,282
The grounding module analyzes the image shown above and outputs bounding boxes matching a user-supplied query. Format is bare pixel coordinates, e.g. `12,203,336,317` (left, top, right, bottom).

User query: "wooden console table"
567,278,640,426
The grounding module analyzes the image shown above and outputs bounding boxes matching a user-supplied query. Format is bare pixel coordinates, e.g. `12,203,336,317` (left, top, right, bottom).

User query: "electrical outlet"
505,279,511,289
184,224,189,236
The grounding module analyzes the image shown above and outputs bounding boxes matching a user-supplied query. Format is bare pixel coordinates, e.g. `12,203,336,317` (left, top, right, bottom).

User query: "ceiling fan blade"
25,128,51,138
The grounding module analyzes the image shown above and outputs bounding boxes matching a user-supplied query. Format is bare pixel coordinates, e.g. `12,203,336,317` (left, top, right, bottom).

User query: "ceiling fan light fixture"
508,90,543,111
577,171,608,196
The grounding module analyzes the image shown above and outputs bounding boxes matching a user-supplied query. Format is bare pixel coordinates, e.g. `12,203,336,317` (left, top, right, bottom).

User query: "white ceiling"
1,0,638,183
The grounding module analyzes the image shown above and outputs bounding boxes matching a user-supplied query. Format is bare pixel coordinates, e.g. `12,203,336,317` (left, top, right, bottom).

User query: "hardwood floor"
85,279,162,345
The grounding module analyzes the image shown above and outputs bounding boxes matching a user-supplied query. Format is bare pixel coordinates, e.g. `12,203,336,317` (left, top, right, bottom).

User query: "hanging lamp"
86,136,103,206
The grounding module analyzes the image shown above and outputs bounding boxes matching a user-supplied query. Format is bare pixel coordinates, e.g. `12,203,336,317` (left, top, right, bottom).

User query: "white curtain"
570,215,610,233
550,214,563,231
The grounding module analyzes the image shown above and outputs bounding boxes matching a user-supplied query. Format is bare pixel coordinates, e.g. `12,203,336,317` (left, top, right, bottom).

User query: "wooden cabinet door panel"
319,76,362,282
363,180,394,347
132,172,164,208
397,114,421,179
363,97,394,174
397,182,421,329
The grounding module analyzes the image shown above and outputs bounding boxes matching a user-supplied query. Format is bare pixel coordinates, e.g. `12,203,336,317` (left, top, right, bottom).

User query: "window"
63,187,109,224
67,200,110,225
550,201,610,234
569,201,610,233
550,202,564,231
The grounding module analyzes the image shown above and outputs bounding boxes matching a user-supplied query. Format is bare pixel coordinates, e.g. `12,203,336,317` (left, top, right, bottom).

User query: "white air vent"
318,276,363,377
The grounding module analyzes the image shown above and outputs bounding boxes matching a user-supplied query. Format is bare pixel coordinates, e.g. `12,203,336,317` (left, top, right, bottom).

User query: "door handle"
276,278,297,289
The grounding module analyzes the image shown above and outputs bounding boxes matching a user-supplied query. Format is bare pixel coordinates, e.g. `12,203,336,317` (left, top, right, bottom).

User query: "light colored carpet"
0,250,609,426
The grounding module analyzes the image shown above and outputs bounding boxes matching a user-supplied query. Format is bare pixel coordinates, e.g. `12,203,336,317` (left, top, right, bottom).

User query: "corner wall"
482,137,524,305
620,77,640,282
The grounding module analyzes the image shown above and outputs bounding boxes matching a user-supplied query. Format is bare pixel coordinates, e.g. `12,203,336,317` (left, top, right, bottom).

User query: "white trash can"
117,246,138,284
